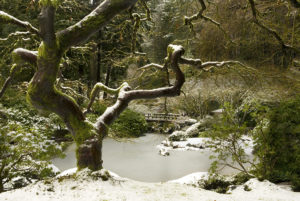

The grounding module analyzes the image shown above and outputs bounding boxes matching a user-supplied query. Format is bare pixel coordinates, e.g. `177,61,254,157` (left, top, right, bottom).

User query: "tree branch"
0,11,40,36
57,0,138,52
139,63,165,70
248,0,300,54
0,49,37,99
94,44,185,134
184,0,234,43
0,31,32,41
85,82,130,115
288,0,300,8
12,48,38,66
179,57,250,71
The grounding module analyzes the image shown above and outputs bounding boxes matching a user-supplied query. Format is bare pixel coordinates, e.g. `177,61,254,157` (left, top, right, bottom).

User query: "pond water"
52,134,236,182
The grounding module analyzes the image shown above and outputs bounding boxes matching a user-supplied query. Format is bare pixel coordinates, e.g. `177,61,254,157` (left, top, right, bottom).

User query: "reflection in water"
52,134,236,182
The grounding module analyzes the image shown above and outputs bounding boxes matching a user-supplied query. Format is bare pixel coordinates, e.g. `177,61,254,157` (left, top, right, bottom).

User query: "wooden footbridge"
144,113,187,123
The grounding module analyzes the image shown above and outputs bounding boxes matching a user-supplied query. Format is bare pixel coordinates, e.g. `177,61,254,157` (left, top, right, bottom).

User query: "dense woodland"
0,0,300,196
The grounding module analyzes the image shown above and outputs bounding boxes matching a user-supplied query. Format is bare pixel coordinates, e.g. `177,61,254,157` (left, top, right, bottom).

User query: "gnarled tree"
0,0,248,171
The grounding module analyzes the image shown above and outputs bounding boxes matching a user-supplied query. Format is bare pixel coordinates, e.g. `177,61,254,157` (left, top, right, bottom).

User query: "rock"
210,109,224,116
186,143,205,149
168,131,186,141
12,177,29,189
159,147,170,156
186,122,202,137
204,115,214,120
185,118,197,125
205,99,221,113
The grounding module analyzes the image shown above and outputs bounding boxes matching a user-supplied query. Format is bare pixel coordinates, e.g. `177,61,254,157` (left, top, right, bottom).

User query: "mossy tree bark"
0,0,139,171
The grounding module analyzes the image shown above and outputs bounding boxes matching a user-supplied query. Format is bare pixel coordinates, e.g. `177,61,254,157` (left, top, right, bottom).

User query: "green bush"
252,96,300,190
0,115,63,192
111,109,148,138
208,102,251,175
201,176,231,194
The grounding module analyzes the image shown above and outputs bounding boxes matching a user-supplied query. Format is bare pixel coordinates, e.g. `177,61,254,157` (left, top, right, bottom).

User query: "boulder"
184,118,197,125
186,122,202,137
168,131,187,141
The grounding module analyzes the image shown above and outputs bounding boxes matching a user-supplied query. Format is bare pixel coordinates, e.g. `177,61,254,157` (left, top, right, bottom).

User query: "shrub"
175,91,217,118
208,102,251,175
201,176,231,194
0,118,63,192
110,109,148,138
252,96,300,190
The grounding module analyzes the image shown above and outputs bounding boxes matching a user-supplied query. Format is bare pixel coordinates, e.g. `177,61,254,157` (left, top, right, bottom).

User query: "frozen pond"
52,133,236,182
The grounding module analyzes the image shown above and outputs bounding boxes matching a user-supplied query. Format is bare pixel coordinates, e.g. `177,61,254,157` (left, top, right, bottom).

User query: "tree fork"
26,0,138,171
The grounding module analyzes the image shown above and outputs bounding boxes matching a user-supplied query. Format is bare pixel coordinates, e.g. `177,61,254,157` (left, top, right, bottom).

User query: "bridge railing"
144,113,185,121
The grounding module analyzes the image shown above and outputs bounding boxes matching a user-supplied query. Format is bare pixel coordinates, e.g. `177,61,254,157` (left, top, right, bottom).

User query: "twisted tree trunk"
25,0,138,171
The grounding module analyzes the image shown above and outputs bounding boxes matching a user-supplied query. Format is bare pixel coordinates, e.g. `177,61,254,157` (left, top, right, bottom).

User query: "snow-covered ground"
0,168,299,201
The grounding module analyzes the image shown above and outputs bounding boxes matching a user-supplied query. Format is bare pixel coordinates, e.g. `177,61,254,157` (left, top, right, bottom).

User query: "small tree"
208,102,252,175
0,120,62,192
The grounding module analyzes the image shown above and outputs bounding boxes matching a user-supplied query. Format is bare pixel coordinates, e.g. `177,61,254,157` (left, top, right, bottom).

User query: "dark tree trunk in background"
97,30,102,83
0,178,4,193
103,65,111,99
90,43,98,89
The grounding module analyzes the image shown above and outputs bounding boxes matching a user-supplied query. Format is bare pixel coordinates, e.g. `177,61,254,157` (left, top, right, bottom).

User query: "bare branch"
0,11,40,36
201,60,247,69
12,48,38,66
139,63,165,70
85,82,130,115
139,0,152,21
184,0,234,43
60,85,88,101
248,0,300,54
0,31,32,41
134,51,147,56
179,57,202,66
0,72,14,99
179,57,251,72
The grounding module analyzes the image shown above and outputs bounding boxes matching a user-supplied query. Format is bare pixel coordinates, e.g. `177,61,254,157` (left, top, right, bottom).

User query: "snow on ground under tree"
0,168,299,201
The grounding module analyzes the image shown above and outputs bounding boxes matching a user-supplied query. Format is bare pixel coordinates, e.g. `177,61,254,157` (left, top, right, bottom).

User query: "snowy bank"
0,169,299,201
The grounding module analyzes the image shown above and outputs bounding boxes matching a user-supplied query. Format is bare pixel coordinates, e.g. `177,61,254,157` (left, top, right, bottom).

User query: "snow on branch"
85,82,131,115
139,63,165,70
0,11,40,36
179,57,250,72
0,31,32,41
